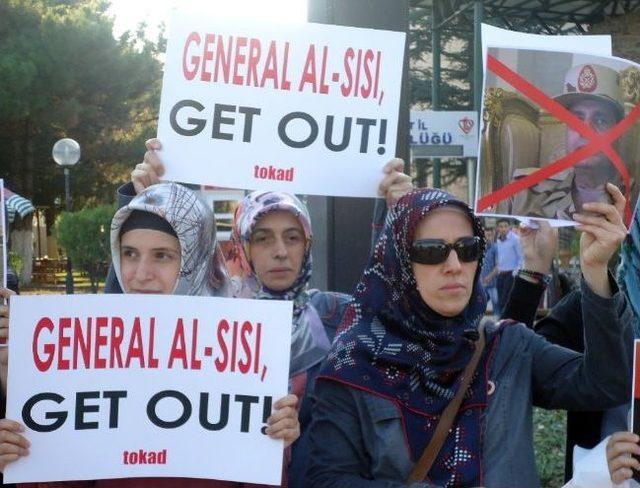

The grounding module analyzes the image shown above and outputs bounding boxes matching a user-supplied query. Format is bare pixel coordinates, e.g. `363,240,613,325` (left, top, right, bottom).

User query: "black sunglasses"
410,236,482,265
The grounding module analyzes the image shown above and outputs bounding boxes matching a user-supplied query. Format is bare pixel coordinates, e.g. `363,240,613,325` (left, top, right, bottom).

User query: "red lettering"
148,318,159,368
182,32,201,80
341,48,355,96
168,319,188,369
281,42,291,91
299,44,318,93
33,317,55,372
238,321,253,374
190,319,201,370
230,320,239,372
201,33,215,82
94,317,108,369
126,318,145,368
73,317,91,369
353,49,362,98
373,51,381,99
246,38,261,87
319,46,329,94
57,317,71,370
254,322,262,374
361,49,375,98
109,317,124,368
215,319,229,372
215,35,232,83
232,36,248,85
261,41,279,89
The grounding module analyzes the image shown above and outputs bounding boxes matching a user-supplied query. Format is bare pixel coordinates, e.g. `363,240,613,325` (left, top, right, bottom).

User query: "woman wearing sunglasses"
305,187,632,488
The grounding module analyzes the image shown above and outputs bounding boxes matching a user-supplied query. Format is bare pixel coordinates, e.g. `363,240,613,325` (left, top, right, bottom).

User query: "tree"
55,204,114,293
408,3,476,189
408,3,473,110
0,0,164,212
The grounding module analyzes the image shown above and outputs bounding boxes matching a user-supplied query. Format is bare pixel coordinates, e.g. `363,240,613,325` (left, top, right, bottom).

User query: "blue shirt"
481,243,497,288
495,230,522,272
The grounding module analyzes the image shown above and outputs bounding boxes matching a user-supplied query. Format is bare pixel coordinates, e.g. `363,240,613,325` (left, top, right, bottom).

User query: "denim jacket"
305,279,633,488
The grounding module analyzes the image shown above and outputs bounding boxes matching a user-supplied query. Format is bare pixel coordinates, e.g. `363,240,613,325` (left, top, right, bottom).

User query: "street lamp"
52,138,81,294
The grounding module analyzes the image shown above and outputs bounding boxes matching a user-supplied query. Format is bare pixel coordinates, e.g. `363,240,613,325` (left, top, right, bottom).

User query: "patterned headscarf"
111,182,229,297
231,191,330,376
319,188,493,487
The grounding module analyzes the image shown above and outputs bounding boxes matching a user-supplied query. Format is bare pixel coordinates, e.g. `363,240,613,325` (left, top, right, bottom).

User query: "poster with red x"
476,47,640,227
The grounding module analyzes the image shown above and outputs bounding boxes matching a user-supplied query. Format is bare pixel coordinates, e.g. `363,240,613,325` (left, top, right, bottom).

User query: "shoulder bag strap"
406,322,487,484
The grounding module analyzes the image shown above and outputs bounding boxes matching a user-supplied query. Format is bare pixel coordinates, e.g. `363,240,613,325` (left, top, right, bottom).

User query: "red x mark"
477,54,640,225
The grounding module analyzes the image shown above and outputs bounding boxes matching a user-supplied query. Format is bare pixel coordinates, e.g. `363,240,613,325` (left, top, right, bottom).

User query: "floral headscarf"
231,190,330,376
111,182,229,297
318,188,494,487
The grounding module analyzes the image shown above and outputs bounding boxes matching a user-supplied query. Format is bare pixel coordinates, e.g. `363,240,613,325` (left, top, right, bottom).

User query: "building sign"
409,111,478,158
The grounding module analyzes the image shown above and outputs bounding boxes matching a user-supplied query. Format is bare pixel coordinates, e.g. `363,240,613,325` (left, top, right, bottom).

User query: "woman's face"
411,207,479,317
120,229,181,295
249,210,306,291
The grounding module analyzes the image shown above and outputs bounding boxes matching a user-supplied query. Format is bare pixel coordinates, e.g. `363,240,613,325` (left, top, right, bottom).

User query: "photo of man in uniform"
478,47,640,224
510,63,626,221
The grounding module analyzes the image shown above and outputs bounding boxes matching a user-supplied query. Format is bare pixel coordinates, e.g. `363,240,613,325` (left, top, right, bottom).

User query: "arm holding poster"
573,183,628,298
605,432,640,486
2,183,299,484
0,419,29,472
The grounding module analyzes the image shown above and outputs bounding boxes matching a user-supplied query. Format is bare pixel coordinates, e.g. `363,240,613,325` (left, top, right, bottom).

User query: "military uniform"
510,167,576,221
507,63,626,222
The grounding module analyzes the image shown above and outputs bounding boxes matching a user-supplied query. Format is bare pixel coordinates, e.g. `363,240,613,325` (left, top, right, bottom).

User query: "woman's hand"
573,183,627,297
0,287,15,395
0,419,30,472
606,431,640,484
131,138,166,194
265,394,300,448
519,220,558,274
378,158,413,207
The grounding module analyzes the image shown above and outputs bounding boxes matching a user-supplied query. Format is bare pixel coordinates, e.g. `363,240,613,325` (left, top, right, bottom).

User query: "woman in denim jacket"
306,185,633,488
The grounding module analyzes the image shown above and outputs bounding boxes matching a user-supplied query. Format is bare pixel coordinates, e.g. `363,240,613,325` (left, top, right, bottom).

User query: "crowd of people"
0,56,638,488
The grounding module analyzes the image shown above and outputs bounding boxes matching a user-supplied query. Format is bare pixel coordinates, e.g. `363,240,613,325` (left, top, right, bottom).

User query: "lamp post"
52,138,81,294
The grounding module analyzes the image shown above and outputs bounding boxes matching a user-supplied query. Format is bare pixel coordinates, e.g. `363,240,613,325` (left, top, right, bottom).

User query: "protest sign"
5,294,292,484
410,111,478,158
475,47,640,226
157,13,405,197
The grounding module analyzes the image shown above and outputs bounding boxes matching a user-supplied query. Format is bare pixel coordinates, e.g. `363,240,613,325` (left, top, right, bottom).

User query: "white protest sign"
410,111,478,157
157,13,406,197
5,294,292,484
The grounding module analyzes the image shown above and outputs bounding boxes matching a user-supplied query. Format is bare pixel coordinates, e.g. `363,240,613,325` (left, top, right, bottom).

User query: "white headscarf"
110,182,229,297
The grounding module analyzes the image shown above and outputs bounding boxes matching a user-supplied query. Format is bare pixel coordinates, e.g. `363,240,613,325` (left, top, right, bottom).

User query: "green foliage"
533,407,566,487
408,4,473,110
0,0,163,211
8,250,23,275
55,204,114,292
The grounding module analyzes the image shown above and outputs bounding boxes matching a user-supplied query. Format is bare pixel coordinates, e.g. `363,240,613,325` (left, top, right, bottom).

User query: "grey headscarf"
110,182,229,297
